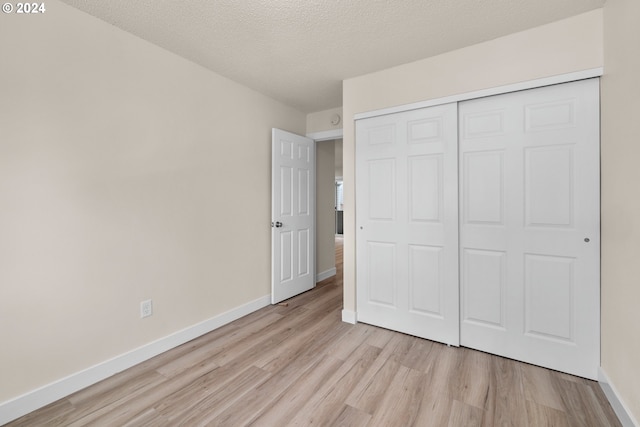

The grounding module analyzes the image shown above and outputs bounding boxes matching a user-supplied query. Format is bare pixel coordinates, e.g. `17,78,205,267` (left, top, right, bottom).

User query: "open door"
271,128,315,304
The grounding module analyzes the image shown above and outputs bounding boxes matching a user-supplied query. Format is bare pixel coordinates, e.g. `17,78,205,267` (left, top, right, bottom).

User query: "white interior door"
271,129,315,304
458,79,600,379
356,103,459,345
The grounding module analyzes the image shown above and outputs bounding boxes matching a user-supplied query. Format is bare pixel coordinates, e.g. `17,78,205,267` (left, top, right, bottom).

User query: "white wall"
602,0,640,422
0,0,305,404
335,139,343,179
342,10,603,316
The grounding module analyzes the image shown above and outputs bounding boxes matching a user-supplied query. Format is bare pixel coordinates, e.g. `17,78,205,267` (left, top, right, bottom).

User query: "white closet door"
459,79,600,379
356,103,459,345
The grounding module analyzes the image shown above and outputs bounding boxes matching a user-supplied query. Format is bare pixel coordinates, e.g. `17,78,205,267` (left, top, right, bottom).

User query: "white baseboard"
598,367,639,427
342,309,357,324
316,267,337,283
0,294,271,426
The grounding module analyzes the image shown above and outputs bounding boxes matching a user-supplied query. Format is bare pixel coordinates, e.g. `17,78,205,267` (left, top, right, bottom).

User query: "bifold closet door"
356,103,459,345
458,79,600,379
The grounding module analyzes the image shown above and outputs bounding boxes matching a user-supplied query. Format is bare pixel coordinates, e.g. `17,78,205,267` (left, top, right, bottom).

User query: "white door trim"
354,68,603,121
307,128,343,141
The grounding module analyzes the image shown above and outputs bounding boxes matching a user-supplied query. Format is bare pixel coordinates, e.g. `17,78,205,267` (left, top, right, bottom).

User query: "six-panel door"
355,79,600,379
458,79,600,379
272,129,315,304
356,103,460,345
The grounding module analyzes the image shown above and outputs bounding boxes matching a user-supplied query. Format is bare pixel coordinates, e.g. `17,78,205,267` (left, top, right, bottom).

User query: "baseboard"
342,309,357,324
316,267,336,283
598,367,639,427
0,294,271,425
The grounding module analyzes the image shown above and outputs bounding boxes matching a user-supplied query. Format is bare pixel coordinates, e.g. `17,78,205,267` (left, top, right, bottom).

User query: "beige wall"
0,0,305,402
342,10,604,315
335,139,344,179
316,141,336,277
306,107,343,134
602,0,640,421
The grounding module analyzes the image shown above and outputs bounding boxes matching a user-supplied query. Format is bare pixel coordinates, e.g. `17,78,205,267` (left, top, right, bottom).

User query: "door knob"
274,221,283,228
584,237,590,243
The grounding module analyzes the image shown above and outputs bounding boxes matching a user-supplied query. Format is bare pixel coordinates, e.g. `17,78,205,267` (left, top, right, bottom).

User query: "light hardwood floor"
8,237,621,426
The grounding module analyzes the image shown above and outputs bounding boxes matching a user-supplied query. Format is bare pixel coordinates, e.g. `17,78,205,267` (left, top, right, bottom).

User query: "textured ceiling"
60,0,605,113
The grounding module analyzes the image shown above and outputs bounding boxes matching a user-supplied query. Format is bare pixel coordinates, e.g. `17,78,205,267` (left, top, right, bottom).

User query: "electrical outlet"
140,299,153,318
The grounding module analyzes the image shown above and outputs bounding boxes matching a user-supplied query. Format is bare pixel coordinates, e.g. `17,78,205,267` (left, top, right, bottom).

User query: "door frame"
305,128,343,283
270,128,343,305
307,129,343,142
308,128,343,283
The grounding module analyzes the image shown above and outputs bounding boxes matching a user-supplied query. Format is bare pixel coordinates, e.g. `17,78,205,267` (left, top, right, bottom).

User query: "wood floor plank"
450,347,492,409
210,355,323,426
553,377,624,427
362,323,396,348
253,308,343,372
344,332,412,409
120,407,170,427
46,369,168,426
6,238,622,427
321,321,377,361
287,343,382,426
198,307,311,368
520,362,567,411
346,357,404,414
248,355,344,426
481,355,529,427
368,365,426,426
155,311,283,377
394,335,437,372
413,344,459,427
66,366,221,427
524,400,570,427
448,399,484,427
332,404,372,427
414,395,454,427
165,365,271,425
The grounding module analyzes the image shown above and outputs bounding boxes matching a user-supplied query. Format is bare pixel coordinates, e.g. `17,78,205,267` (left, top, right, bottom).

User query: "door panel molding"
356,103,460,346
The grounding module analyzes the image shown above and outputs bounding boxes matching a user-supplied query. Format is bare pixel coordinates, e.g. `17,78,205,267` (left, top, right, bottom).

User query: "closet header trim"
354,67,603,121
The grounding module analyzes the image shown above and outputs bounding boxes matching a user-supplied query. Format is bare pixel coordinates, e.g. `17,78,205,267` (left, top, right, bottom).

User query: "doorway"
315,137,343,283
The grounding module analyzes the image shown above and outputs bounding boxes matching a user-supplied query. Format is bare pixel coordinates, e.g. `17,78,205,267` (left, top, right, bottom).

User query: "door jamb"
307,128,343,286
307,129,343,141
